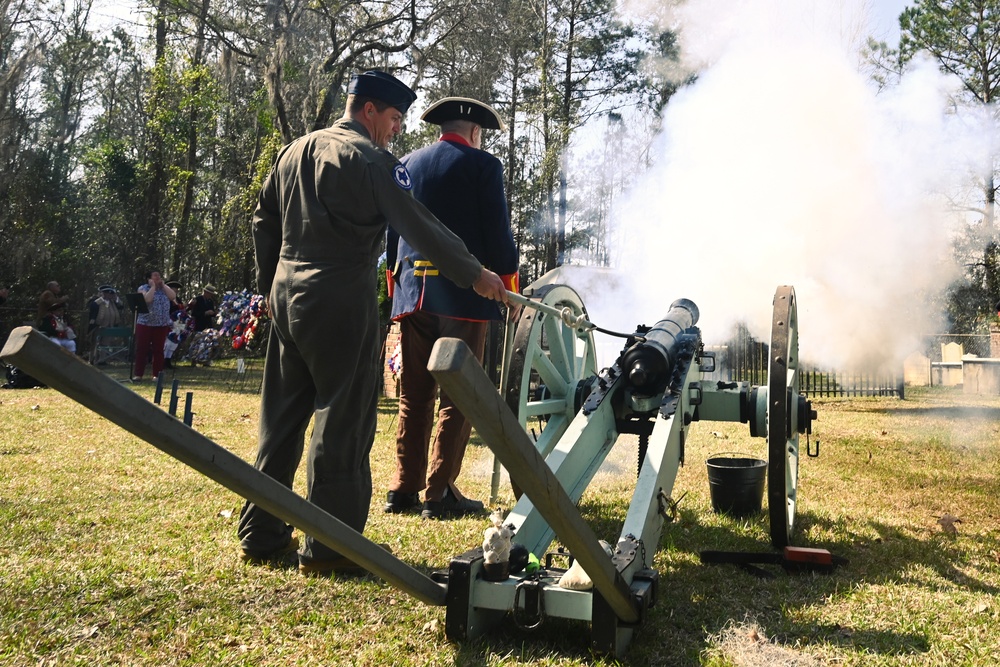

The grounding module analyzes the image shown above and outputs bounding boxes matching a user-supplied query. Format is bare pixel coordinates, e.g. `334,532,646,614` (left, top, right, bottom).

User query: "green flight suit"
239,118,482,563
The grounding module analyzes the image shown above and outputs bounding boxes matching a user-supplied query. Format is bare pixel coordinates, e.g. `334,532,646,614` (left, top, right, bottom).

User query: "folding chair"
91,326,132,365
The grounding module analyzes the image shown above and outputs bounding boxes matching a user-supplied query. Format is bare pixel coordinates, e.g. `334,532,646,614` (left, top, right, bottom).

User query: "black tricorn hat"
421,97,506,131
347,70,417,114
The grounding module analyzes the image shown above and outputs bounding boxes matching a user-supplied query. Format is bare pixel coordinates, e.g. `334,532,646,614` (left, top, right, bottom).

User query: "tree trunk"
140,0,170,269
171,0,211,280
555,0,577,267
265,0,293,144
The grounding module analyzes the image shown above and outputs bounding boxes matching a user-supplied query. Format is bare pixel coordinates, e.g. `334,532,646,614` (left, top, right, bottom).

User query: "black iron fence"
708,323,905,398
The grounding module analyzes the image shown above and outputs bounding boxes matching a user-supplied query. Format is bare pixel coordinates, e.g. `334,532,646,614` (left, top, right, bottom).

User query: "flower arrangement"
167,309,193,344
216,290,269,351
387,340,402,375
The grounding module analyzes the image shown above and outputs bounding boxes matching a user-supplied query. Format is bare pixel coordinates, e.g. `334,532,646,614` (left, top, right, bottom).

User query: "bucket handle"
707,451,761,461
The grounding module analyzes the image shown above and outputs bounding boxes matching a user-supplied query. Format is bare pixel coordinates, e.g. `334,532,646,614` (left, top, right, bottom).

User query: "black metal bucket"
706,454,766,517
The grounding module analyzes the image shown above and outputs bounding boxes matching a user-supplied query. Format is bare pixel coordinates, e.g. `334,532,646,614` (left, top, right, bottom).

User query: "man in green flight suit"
238,69,509,575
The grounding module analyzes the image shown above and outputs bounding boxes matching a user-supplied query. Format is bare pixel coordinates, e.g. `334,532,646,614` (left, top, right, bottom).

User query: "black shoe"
421,489,486,520
384,490,421,514
164,358,173,369
240,534,300,565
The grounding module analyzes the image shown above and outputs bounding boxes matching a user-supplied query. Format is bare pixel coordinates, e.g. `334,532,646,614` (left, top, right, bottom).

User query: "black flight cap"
347,70,417,114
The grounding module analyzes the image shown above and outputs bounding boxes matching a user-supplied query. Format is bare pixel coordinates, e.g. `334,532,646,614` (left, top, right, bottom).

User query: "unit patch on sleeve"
393,164,413,190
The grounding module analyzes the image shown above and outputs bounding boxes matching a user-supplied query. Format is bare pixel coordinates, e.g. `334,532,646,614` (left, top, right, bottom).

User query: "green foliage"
84,140,139,200
216,128,285,291
899,0,1000,104
946,277,991,332
0,0,681,307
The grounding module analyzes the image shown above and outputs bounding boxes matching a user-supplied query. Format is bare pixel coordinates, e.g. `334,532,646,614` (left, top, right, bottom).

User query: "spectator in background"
37,281,69,326
189,285,218,332
163,280,187,369
88,285,124,332
39,302,77,353
87,285,125,365
132,270,175,382
167,281,185,315
186,285,219,366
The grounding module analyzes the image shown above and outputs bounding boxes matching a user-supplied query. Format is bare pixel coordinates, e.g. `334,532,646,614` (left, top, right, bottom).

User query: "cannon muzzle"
620,298,699,394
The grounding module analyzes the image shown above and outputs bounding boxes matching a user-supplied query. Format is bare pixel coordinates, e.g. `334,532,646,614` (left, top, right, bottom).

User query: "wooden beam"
428,337,639,624
0,327,446,607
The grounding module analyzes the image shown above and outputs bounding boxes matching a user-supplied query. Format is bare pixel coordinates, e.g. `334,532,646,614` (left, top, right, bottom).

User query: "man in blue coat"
385,97,520,519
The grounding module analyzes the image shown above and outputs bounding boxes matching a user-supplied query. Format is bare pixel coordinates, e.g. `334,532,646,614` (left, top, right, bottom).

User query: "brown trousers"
391,310,487,502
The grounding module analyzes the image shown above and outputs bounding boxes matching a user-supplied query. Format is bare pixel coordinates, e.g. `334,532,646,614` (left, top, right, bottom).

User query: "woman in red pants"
131,270,176,382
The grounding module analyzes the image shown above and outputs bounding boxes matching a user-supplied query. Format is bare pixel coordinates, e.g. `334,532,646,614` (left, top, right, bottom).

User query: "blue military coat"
387,135,519,321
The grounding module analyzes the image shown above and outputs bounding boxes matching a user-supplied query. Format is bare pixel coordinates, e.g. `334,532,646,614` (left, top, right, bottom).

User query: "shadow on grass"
93,358,265,393
644,506,994,662
791,510,1000,596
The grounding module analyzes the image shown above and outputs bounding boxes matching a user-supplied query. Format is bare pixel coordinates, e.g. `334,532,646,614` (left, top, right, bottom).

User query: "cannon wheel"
505,284,598,450
768,285,800,549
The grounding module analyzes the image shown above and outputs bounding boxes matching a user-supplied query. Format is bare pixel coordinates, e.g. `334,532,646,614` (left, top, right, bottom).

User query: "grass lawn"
1,361,998,666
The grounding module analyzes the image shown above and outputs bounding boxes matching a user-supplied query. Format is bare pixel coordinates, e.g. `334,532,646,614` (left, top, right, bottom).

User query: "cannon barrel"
620,298,699,394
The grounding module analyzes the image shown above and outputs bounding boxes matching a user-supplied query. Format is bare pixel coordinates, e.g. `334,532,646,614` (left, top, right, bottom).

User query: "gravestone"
903,351,929,386
932,342,964,387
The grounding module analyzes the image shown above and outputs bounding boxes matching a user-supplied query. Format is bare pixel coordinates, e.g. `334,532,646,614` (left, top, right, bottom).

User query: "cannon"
0,278,815,657
429,280,816,654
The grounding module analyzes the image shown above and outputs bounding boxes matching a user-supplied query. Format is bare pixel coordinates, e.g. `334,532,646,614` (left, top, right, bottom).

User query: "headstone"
903,352,929,386
941,342,963,363
933,342,964,387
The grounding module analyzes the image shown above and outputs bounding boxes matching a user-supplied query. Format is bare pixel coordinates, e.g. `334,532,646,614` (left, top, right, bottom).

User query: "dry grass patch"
703,618,823,667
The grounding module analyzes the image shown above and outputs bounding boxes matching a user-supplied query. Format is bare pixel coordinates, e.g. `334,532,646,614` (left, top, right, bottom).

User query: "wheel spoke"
562,322,581,381
504,284,597,480
524,397,568,417
541,311,572,384
532,414,569,458
533,345,568,397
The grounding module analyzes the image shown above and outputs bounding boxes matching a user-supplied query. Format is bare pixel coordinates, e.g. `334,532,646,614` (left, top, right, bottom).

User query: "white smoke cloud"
584,0,989,371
